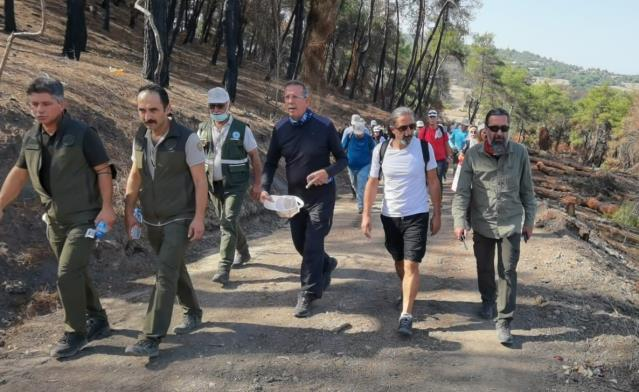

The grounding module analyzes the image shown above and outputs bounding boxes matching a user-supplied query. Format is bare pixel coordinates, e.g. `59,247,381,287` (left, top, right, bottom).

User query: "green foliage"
610,201,639,228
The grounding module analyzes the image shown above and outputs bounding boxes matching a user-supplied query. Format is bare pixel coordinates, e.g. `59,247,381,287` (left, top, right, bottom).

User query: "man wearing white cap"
417,109,452,189
197,87,263,285
341,114,371,144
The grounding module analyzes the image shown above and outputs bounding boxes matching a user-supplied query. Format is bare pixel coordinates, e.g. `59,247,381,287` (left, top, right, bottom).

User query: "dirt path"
0,184,638,392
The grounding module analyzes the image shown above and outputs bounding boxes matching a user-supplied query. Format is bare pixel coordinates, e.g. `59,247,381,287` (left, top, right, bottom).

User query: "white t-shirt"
369,137,437,217
209,116,258,181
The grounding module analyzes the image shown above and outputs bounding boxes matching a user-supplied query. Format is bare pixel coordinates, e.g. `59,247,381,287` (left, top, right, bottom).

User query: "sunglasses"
209,103,227,110
487,125,509,133
394,123,416,132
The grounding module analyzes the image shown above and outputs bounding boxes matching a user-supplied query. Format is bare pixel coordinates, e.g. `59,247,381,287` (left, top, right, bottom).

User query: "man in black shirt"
261,80,347,317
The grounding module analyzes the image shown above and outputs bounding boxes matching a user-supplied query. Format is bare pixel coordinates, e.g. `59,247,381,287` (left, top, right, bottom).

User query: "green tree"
530,83,574,149
465,33,503,123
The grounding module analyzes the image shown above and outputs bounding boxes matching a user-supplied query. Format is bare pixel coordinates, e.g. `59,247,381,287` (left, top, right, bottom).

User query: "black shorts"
380,213,429,263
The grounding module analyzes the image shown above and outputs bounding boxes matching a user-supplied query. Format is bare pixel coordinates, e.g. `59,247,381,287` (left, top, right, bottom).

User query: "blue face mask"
289,109,313,127
211,112,229,122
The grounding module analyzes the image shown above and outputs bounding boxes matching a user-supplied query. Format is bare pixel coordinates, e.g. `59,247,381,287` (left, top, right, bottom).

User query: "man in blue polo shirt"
341,119,375,214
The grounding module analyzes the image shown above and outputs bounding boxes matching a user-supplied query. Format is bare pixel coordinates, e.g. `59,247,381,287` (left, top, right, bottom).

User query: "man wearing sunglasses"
451,108,536,346
198,87,263,285
361,107,441,337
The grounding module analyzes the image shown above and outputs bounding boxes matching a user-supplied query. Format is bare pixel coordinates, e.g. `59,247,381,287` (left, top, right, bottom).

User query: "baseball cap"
351,114,363,125
207,87,230,104
370,120,378,127
427,110,438,117
373,125,382,133
416,120,425,128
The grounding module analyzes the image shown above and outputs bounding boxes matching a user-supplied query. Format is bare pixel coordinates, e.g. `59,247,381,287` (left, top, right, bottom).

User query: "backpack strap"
377,140,390,179
420,140,430,170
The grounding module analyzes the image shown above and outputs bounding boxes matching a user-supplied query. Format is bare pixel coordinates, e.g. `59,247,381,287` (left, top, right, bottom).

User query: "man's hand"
361,213,372,238
124,212,137,240
454,227,466,240
306,169,329,188
430,212,441,235
95,207,117,230
522,226,533,242
251,183,262,201
188,217,205,241
260,191,273,204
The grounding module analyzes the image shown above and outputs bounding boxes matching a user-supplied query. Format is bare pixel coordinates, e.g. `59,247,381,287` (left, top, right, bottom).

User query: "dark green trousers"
47,219,107,335
143,220,201,339
211,182,249,272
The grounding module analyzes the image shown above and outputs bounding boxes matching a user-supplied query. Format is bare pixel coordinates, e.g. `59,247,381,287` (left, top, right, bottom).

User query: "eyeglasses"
394,123,416,132
487,125,509,133
209,103,227,110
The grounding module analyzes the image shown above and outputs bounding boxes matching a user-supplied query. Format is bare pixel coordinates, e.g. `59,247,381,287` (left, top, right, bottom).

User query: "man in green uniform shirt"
124,84,208,357
198,87,262,285
0,76,116,358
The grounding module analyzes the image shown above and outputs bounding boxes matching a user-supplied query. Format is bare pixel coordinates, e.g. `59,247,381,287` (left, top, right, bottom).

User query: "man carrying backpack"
360,107,441,337
341,119,375,214
417,110,453,189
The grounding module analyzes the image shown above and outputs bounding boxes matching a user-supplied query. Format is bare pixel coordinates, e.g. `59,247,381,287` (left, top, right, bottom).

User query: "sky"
469,0,639,75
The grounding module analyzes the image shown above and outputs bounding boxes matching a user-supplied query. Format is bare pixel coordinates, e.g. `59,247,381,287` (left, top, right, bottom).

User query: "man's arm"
93,163,117,229
261,127,281,195
325,123,348,177
124,164,142,238
451,154,473,239
0,167,29,221
427,168,441,235
519,148,536,239
247,148,262,201
361,176,379,238
188,163,207,241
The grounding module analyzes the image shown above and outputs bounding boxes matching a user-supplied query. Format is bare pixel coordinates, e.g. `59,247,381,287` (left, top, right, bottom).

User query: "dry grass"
24,289,59,318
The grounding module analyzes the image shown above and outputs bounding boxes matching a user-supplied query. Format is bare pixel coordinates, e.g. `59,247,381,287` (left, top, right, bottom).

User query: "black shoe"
479,301,496,320
496,319,513,345
294,292,315,318
323,257,338,291
398,316,413,337
212,270,230,285
86,317,111,342
50,332,88,358
172,312,202,335
231,251,251,268
125,338,160,357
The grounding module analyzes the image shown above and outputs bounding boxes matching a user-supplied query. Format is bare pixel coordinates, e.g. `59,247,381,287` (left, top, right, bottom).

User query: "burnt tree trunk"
3,0,17,33
301,0,340,95
63,0,88,61
373,0,390,103
349,0,375,99
183,0,206,44
201,0,218,42
224,0,240,101
211,0,226,65
102,0,110,31
341,0,364,90
143,0,170,87
388,0,399,110
286,0,304,80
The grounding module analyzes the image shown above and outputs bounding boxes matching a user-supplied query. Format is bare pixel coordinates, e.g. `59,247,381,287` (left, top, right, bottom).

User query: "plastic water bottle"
130,208,143,240
94,221,108,240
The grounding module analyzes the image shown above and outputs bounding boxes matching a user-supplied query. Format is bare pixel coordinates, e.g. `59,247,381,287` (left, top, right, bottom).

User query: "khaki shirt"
451,141,536,239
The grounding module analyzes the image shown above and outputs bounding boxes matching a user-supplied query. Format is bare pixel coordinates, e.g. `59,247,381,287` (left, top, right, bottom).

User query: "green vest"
197,117,250,190
134,120,196,224
22,115,101,223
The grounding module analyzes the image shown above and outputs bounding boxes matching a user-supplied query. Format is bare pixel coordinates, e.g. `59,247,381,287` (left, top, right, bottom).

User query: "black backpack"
378,139,430,180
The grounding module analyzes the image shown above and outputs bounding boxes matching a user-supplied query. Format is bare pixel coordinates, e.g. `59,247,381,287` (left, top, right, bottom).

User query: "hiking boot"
398,315,413,337
496,319,513,345
232,251,251,268
125,338,160,357
479,301,496,320
172,312,202,335
323,257,338,291
86,317,111,342
50,332,87,358
211,270,230,285
293,291,315,318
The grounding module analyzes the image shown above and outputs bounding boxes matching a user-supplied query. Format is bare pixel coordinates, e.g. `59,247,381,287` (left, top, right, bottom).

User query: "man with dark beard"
451,108,536,346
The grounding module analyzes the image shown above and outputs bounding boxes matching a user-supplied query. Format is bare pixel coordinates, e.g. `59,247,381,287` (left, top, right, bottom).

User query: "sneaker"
86,317,111,342
479,301,496,320
50,332,88,358
496,319,513,345
231,251,251,268
357,207,363,214
323,257,338,291
172,312,202,335
293,292,315,318
125,338,160,357
211,270,230,285
398,316,413,337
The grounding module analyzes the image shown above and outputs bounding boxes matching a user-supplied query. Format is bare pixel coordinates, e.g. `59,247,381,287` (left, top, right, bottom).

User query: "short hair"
284,80,309,98
137,83,170,108
26,76,64,102
389,106,415,128
484,108,510,126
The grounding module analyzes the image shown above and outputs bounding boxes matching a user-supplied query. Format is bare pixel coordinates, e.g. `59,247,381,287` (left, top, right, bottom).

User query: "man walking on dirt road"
123,84,207,357
452,107,536,346
361,106,441,337
198,87,263,286
260,80,347,318
0,76,116,358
